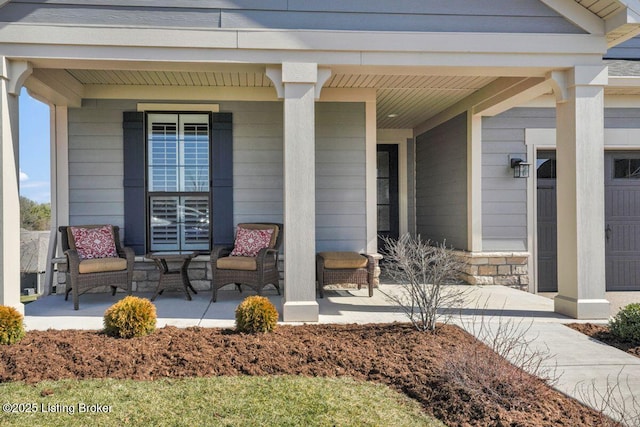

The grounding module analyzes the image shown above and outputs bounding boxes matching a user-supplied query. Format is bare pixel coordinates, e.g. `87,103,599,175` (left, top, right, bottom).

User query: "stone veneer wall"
456,252,529,290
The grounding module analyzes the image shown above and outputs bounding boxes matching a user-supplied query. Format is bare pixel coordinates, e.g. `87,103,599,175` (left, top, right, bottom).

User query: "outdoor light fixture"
510,157,530,178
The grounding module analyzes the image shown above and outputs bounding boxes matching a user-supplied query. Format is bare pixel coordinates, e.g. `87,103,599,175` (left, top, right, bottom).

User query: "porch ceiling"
65,69,496,129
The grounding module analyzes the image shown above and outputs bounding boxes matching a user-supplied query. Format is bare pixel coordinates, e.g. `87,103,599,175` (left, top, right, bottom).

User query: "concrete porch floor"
22,284,640,423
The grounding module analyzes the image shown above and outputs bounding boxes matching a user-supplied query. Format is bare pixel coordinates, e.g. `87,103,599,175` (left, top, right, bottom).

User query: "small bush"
609,303,640,344
235,296,278,333
0,306,25,345
104,296,156,339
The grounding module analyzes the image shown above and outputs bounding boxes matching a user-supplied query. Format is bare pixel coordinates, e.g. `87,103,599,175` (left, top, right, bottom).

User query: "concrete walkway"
24,284,640,424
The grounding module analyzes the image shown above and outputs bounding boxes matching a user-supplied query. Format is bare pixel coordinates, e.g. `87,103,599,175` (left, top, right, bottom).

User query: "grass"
0,376,444,427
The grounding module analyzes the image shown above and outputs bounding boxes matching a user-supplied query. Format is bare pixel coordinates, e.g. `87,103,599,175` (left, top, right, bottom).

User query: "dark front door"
536,151,557,292
377,144,399,250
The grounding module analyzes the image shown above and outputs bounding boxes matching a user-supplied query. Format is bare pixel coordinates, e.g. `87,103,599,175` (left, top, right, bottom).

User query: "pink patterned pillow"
230,227,274,257
70,226,118,260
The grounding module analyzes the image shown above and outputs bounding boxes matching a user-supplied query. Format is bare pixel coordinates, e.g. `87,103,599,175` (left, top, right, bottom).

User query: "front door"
377,144,399,250
536,151,557,292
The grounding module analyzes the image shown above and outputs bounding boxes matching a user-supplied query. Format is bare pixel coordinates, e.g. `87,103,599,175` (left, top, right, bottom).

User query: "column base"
554,295,610,319
282,301,319,322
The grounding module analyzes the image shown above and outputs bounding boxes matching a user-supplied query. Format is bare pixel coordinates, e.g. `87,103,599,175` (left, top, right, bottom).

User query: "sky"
18,88,51,204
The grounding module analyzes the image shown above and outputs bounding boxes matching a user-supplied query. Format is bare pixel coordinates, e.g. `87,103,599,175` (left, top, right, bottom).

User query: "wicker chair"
210,223,283,302
316,252,375,298
59,225,134,310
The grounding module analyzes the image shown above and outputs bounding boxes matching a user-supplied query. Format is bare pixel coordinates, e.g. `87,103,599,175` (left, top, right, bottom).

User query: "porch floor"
24,283,567,331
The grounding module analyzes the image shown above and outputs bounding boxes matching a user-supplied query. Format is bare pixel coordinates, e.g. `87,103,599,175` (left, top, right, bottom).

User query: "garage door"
536,151,640,292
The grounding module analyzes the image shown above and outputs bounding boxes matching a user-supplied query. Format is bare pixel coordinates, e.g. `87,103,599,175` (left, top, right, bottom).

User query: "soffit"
66,69,496,129
574,0,625,19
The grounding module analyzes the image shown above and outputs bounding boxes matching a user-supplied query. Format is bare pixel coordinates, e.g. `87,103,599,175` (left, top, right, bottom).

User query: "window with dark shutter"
147,113,211,251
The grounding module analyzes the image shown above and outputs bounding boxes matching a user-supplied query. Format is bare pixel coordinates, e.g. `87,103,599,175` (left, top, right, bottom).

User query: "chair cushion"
69,225,118,260
230,226,274,257
318,252,368,269
78,257,127,274
216,256,257,271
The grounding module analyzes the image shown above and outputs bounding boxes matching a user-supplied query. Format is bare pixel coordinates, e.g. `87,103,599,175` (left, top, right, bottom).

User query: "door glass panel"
614,159,640,179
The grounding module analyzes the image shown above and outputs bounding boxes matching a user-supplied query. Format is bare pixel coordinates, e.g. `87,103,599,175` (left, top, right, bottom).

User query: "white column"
0,58,32,313
266,63,330,322
554,65,610,319
467,112,483,252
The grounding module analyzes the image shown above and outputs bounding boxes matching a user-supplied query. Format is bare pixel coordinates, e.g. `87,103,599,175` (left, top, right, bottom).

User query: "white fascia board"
238,31,606,55
24,69,83,107
606,7,640,33
540,0,605,34
608,76,640,86
0,24,607,56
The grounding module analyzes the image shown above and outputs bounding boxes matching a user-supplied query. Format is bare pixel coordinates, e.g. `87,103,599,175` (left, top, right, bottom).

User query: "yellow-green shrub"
235,296,278,333
104,296,156,338
0,305,25,345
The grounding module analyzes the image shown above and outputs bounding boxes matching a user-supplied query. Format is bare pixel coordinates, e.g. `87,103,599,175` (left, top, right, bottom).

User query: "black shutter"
211,112,234,246
122,112,146,255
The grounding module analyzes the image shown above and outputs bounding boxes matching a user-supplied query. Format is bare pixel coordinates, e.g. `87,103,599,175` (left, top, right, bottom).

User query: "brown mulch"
567,323,640,358
0,323,615,427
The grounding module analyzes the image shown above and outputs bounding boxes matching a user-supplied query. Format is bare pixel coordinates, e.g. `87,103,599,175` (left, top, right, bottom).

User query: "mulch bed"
567,323,640,358
0,323,615,427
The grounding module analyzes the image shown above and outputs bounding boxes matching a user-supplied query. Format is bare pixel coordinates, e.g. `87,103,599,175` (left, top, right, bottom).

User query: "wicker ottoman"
316,252,375,298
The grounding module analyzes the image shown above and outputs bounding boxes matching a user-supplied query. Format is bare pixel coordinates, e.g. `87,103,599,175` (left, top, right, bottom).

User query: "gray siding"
481,107,640,252
3,1,583,34
68,100,366,252
481,108,554,251
415,113,467,250
605,36,640,59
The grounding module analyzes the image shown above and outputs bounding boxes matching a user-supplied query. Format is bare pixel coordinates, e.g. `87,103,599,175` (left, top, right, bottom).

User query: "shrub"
235,296,278,333
381,234,467,332
609,303,640,344
0,306,25,345
104,296,156,338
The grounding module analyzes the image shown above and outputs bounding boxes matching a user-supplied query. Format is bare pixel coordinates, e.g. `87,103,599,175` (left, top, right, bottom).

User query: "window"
147,113,211,251
613,158,640,179
537,151,556,179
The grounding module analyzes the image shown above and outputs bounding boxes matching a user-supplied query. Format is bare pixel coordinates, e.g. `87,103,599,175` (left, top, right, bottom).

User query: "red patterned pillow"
230,227,274,257
70,226,118,260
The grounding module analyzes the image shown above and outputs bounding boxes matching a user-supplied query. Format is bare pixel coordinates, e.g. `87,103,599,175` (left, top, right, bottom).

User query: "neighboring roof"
20,230,50,273
605,59,640,75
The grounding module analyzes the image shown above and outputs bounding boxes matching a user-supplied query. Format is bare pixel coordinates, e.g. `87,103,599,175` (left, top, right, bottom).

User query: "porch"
24,282,567,331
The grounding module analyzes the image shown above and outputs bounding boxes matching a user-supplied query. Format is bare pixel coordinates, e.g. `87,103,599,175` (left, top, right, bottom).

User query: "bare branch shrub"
574,371,640,427
381,234,467,332
459,302,559,386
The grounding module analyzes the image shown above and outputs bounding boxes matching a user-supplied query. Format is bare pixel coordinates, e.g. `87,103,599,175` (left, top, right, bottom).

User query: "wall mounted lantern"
510,157,530,178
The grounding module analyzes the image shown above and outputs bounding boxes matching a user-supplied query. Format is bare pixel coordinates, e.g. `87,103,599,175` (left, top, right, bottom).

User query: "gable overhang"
543,0,640,47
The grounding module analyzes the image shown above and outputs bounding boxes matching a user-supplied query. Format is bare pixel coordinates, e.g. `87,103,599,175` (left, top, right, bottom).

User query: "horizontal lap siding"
4,1,582,33
415,113,467,250
605,37,640,59
316,103,366,252
68,99,134,231
481,108,554,251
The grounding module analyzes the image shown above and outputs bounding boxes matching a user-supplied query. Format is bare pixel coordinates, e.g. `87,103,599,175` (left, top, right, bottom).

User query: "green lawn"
0,376,444,426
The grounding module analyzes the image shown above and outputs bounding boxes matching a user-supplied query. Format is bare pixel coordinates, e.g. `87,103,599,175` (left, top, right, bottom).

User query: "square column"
1,59,31,313
266,63,331,322
554,66,610,319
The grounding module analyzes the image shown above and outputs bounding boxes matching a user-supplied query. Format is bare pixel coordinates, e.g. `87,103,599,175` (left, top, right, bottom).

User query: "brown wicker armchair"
316,252,375,298
210,223,282,302
59,225,134,310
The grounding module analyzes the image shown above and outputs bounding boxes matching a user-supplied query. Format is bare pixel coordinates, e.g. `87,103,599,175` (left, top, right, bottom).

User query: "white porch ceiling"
65,69,496,129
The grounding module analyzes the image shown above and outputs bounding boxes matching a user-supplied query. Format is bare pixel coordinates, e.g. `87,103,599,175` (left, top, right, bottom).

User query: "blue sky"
19,88,50,204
